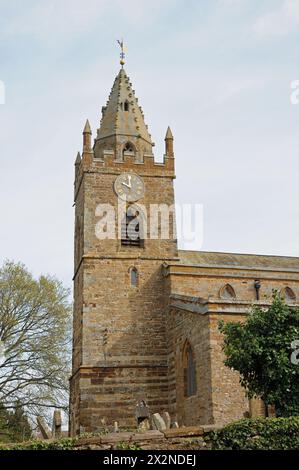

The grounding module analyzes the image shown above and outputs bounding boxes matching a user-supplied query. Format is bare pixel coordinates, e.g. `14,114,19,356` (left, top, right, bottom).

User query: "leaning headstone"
52,410,62,438
114,421,119,433
171,421,179,429
37,416,52,440
151,413,166,431
161,411,171,430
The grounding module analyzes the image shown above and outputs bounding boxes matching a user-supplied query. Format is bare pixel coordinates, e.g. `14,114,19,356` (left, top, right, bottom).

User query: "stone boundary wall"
73,425,221,450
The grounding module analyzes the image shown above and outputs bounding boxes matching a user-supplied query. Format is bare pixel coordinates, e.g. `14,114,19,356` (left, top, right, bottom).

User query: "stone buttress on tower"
71,66,177,435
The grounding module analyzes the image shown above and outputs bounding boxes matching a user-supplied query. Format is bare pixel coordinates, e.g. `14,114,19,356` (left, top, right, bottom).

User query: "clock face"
114,173,145,202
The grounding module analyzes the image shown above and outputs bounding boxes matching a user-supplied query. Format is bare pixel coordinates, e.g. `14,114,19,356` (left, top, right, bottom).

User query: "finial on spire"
117,39,126,67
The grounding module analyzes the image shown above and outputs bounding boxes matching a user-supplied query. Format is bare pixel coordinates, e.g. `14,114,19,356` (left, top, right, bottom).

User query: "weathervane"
117,39,126,67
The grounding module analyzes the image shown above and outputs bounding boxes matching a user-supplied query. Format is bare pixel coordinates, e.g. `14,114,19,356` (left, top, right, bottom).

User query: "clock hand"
122,176,132,189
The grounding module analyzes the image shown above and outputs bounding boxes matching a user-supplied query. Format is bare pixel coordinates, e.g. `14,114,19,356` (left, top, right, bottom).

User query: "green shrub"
116,441,141,450
205,417,299,450
0,438,76,451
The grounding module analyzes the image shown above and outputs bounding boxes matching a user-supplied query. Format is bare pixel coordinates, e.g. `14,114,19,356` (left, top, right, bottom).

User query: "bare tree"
0,261,71,420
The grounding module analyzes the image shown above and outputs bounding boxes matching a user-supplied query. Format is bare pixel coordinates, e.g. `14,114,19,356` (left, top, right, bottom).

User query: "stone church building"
70,65,299,435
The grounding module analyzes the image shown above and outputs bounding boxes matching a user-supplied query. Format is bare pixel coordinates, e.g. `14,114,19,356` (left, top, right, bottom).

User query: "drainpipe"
254,280,261,301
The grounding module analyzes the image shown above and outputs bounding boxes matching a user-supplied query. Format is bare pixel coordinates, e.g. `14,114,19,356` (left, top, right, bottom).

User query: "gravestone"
161,411,171,429
52,410,62,438
37,416,52,440
151,413,166,431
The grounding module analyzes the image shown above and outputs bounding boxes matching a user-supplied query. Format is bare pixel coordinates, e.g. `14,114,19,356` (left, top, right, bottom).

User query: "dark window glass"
121,212,143,247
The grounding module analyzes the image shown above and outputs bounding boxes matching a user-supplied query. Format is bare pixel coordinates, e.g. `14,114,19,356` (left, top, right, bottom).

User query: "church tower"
70,64,177,434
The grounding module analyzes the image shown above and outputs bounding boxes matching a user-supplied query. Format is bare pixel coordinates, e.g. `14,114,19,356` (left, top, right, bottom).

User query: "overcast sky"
0,0,299,288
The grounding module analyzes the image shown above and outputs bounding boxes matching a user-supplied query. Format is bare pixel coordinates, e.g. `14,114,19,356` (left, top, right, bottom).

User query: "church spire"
94,68,154,160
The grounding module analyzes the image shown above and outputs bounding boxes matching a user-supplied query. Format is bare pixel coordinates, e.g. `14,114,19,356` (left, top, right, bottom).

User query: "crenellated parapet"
74,119,175,201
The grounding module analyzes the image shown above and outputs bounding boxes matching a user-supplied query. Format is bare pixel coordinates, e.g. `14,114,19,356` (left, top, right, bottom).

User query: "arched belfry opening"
121,207,145,247
123,142,135,155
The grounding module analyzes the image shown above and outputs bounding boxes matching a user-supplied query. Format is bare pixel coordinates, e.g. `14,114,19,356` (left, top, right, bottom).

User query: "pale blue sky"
1,0,299,287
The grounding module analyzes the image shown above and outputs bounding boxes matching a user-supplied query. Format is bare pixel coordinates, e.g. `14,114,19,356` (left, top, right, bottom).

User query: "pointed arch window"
130,267,138,287
281,286,296,302
219,284,236,300
124,100,129,112
183,342,197,397
121,209,144,247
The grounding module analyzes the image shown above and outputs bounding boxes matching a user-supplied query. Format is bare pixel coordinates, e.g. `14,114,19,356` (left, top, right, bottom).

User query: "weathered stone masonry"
70,66,299,435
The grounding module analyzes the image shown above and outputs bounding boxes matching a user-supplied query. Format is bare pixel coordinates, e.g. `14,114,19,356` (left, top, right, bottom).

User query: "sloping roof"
178,250,299,271
97,68,153,145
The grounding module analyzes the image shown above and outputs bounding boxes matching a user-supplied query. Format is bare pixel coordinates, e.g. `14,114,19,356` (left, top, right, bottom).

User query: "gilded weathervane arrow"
117,39,126,67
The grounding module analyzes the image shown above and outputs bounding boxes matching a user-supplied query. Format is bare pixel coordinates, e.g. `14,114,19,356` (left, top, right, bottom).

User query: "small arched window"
219,284,236,300
124,100,129,111
183,342,197,397
130,267,138,287
123,142,135,154
281,286,296,302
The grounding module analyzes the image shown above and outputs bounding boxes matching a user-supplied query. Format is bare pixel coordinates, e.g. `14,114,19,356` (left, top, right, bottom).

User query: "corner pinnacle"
75,152,81,165
83,119,92,134
165,126,173,140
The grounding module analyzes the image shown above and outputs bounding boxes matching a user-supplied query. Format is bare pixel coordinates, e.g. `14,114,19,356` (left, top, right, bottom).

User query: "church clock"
114,172,145,202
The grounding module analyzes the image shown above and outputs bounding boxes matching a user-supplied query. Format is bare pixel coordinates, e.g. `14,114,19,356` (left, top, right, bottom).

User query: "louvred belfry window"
121,211,143,247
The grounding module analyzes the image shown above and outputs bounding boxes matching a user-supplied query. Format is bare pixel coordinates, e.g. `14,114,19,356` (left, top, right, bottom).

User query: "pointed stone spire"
83,119,92,152
94,68,154,159
75,152,81,166
165,126,174,157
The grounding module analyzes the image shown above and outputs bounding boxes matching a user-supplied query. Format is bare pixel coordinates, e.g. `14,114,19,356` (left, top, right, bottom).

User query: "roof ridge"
178,249,299,260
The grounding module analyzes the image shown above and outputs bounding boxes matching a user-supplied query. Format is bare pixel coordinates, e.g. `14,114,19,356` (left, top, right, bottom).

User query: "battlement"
74,148,175,201
92,148,174,172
